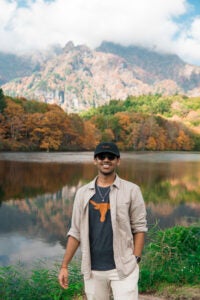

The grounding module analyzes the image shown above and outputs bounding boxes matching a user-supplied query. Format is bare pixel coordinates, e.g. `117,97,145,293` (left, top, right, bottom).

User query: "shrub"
0,261,84,300
139,225,200,292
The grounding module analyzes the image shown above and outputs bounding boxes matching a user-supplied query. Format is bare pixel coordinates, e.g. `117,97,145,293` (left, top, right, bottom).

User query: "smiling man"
58,142,147,300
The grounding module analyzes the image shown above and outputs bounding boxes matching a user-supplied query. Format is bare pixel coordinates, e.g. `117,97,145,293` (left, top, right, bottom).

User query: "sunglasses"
96,153,117,161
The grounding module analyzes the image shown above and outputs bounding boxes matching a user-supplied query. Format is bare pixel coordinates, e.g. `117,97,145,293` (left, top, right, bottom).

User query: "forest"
0,88,200,151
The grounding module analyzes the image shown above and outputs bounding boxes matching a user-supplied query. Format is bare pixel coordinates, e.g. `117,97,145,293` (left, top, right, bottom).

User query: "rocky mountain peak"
2,41,200,113
63,41,75,52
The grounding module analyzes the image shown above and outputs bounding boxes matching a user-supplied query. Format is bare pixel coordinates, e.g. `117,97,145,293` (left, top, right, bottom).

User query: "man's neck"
97,173,116,187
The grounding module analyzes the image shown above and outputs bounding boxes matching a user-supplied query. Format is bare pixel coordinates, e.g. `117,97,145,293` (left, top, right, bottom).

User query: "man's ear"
94,158,97,165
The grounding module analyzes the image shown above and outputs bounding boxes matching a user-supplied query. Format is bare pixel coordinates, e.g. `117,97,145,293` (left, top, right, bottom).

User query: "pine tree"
0,88,6,113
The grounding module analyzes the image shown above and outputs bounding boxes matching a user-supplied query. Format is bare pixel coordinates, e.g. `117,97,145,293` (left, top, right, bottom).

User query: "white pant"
84,266,139,300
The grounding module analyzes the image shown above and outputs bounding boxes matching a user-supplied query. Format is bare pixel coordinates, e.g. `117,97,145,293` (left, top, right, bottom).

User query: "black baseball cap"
94,142,120,157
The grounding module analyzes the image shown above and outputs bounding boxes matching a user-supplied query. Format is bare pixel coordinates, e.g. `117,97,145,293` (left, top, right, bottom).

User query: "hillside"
1,41,200,113
0,91,200,151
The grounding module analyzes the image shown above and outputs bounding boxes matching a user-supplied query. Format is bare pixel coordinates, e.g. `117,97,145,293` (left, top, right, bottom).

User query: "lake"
0,151,200,267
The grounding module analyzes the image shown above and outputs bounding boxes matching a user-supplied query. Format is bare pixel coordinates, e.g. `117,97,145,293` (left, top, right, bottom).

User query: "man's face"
94,152,120,176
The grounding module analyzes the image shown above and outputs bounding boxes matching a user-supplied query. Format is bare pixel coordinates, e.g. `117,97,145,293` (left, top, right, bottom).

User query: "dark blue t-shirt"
89,184,116,271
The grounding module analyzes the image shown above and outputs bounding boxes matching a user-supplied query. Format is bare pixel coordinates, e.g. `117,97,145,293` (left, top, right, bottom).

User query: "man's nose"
103,156,109,161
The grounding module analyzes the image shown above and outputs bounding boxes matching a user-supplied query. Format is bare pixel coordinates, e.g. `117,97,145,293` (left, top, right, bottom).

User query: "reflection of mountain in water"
0,187,77,246
1,185,199,250
0,160,96,202
0,155,200,246
0,159,96,248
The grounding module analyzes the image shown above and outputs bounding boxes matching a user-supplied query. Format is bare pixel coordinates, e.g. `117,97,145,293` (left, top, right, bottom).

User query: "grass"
0,261,84,300
0,225,199,299
139,224,200,295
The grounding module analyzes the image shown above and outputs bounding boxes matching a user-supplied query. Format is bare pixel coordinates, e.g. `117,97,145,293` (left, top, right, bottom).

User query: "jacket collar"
88,174,120,190
83,174,120,209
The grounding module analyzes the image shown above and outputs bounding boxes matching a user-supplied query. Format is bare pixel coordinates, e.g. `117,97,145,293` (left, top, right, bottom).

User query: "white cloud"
0,234,64,265
175,16,200,65
0,0,200,65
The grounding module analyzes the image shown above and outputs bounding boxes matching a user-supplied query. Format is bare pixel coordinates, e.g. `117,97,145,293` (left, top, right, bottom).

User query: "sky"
1,0,200,66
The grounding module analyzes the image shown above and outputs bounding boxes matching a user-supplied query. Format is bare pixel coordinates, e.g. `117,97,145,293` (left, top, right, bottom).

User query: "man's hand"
58,267,69,289
58,236,80,289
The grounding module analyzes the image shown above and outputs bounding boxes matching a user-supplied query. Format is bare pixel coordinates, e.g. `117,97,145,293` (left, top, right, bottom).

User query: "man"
58,142,147,300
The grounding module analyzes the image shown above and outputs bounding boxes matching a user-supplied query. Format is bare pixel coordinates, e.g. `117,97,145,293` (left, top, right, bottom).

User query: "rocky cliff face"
2,41,200,112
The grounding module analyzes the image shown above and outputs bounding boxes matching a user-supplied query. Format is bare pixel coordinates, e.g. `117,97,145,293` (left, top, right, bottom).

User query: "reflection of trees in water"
0,160,97,247
119,160,200,204
120,159,200,229
0,193,73,244
0,157,200,245
120,160,199,187
0,186,5,206
147,203,200,229
0,160,96,201
1,159,200,204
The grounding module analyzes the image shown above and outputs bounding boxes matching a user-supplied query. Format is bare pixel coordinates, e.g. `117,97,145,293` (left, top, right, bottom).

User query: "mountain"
0,52,38,85
0,45,62,84
97,42,200,92
2,41,200,112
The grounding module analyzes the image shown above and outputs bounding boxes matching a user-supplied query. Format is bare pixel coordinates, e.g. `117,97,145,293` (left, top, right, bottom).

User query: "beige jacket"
67,174,147,279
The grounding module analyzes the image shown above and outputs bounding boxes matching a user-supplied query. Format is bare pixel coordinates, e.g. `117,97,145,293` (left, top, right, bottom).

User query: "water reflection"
0,152,200,266
0,160,96,202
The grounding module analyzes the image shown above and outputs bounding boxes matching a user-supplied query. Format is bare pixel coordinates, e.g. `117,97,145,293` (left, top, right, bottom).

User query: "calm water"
0,151,200,267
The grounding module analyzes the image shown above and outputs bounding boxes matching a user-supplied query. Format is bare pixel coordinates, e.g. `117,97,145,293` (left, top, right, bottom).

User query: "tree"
4,98,26,140
68,113,85,149
0,113,7,141
0,88,6,113
176,130,193,150
146,136,157,150
27,110,75,151
39,127,63,151
82,120,101,149
101,129,114,142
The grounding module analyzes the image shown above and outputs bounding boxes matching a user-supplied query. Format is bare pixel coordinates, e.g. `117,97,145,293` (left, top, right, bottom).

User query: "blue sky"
1,0,200,66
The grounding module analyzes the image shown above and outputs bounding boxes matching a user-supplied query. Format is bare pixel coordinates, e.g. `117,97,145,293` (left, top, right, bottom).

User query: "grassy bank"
140,224,200,299
0,262,84,300
0,225,199,300
140,225,200,290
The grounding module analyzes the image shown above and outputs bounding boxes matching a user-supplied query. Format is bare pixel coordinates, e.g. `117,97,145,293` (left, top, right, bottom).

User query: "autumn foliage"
0,89,200,151
0,93,99,151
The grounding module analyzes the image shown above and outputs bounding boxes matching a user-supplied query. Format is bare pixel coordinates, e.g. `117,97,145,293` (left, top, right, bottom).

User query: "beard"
99,168,115,176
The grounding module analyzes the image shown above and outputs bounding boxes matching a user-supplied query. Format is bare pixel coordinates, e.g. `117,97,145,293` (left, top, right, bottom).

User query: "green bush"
0,262,84,300
139,225,200,292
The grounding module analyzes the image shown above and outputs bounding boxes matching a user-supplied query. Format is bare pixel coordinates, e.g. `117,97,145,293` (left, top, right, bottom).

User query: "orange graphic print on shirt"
90,200,110,222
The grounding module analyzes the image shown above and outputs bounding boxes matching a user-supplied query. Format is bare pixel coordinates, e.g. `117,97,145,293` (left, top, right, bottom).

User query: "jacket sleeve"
67,189,82,241
129,186,148,234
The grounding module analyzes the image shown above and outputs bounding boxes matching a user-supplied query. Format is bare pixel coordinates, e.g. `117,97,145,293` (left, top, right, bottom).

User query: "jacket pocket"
118,230,134,262
116,202,130,223
121,252,135,264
